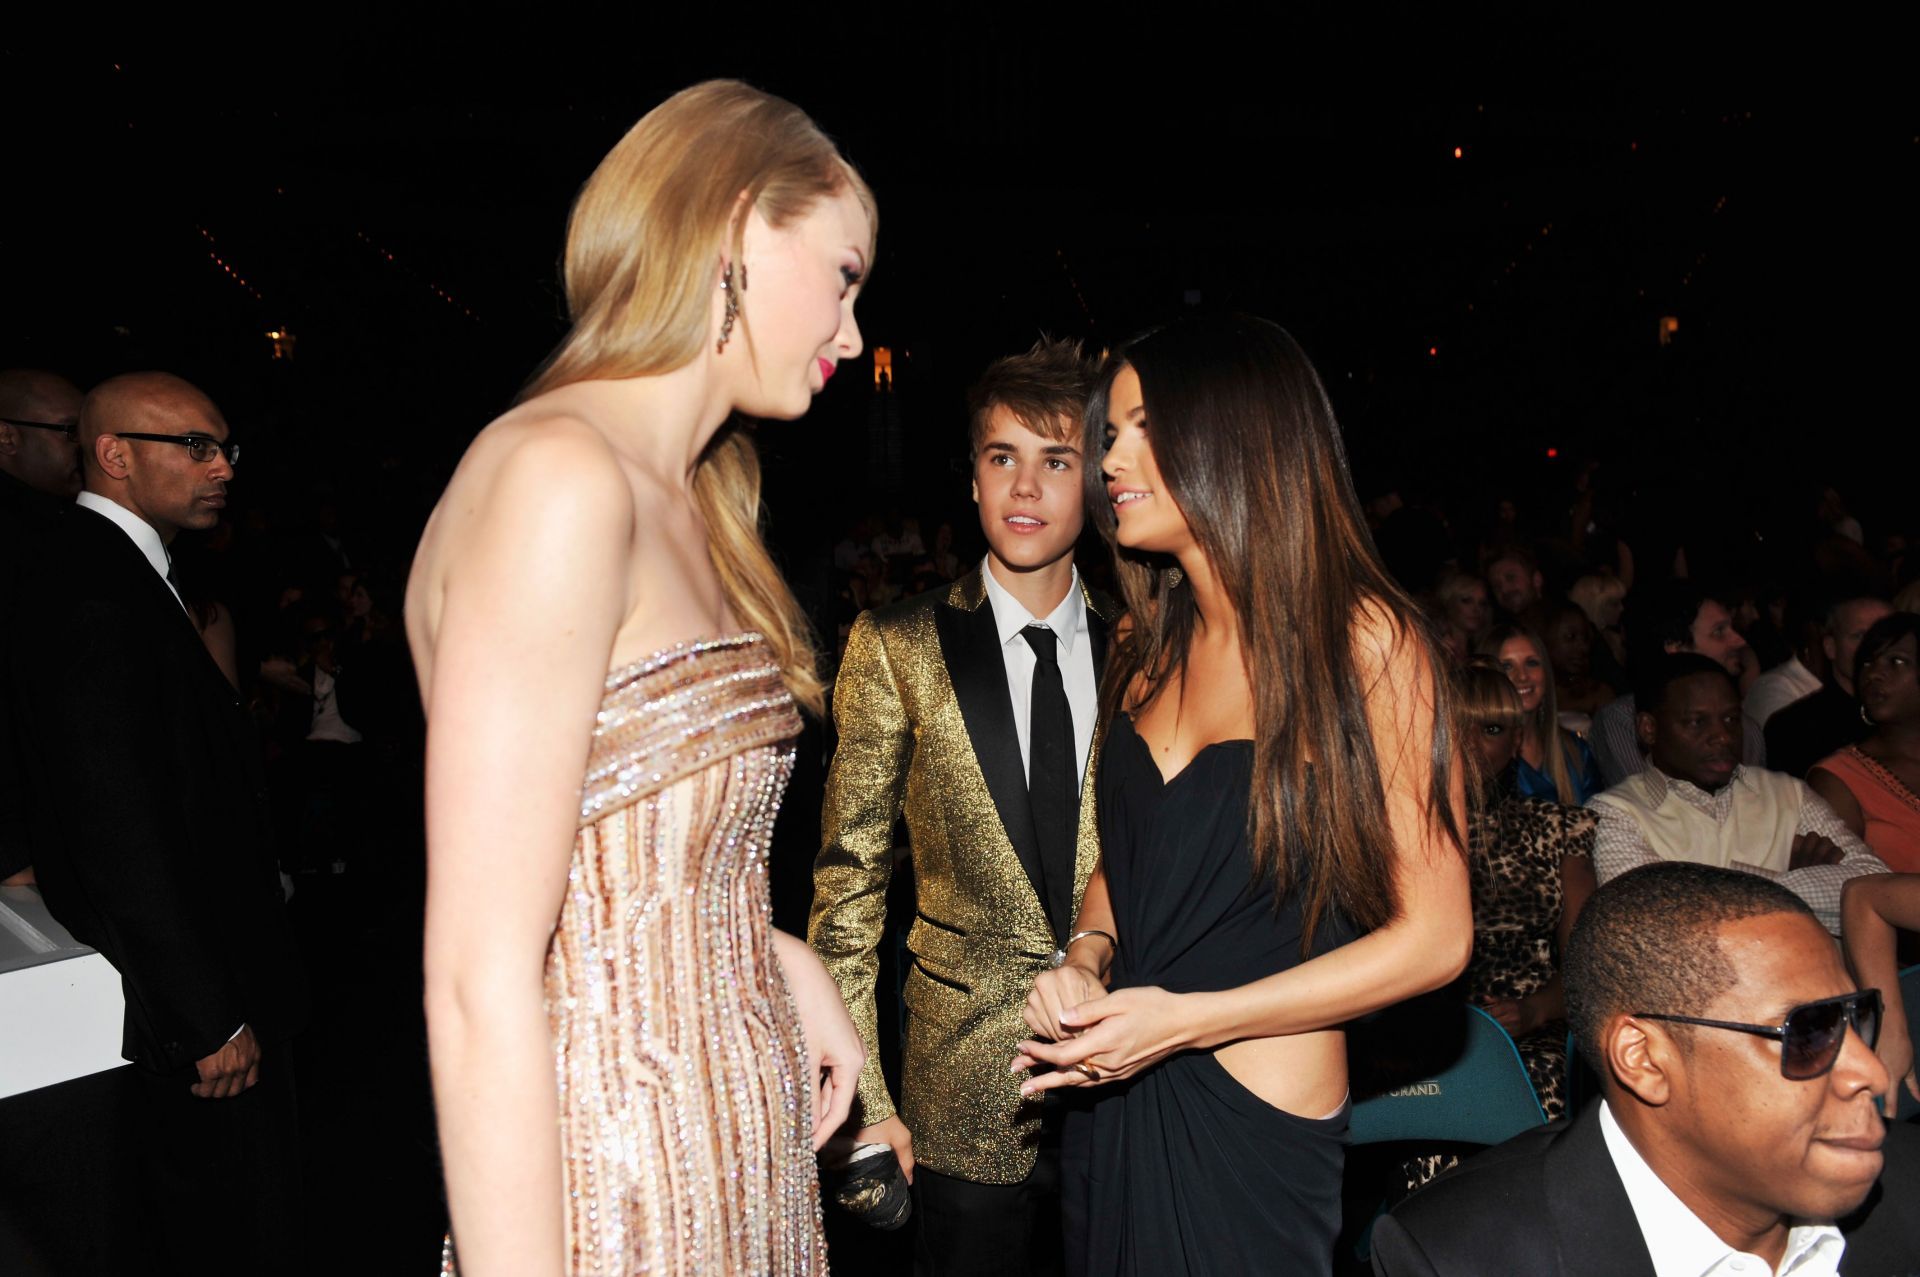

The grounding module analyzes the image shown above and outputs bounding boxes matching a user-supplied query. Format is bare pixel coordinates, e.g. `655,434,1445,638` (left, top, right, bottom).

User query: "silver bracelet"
1051,929,1119,968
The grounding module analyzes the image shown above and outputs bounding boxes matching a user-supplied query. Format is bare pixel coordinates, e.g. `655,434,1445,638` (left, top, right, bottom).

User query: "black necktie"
1022,625,1077,945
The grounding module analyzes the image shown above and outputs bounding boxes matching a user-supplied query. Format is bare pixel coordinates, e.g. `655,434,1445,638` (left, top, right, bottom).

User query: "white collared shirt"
1599,1102,1845,1277
979,555,1097,785
1746,656,1824,728
75,490,186,613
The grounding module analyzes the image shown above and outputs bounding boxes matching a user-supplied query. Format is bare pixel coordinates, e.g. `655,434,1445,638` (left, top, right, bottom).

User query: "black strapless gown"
1061,716,1355,1276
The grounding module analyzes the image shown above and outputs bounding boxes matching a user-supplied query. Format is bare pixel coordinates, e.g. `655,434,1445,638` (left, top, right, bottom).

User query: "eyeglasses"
1,416,77,441
1634,989,1882,1080
113,432,240,467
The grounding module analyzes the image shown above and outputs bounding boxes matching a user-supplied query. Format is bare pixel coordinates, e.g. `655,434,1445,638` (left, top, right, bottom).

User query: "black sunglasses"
113,431,240,467
1,416,77,441
1634,989,1882,1080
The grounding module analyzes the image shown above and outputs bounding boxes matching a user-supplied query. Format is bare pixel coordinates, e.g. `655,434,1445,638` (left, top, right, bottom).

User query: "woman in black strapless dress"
1014,315,1474,1276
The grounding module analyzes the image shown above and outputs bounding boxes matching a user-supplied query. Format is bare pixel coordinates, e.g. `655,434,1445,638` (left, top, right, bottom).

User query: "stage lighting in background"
1658,316,1679,347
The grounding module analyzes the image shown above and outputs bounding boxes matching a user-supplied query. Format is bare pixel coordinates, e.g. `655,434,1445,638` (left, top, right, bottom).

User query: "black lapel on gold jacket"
933,582,1049,916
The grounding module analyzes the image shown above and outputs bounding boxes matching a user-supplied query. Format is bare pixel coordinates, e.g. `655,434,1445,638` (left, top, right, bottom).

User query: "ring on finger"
1073,1062,1102,1082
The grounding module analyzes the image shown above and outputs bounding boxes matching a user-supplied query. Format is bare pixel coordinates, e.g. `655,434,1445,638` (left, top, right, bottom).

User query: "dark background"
5,23,1918,1276
7,29,1917,587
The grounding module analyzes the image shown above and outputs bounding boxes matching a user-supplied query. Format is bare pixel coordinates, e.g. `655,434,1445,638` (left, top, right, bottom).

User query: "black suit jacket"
4,502,306,1074
0,470,69,878
1372,1104,1920,1277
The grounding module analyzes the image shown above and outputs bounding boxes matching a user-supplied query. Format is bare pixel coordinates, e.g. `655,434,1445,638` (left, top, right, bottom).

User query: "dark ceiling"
5,28,1915,556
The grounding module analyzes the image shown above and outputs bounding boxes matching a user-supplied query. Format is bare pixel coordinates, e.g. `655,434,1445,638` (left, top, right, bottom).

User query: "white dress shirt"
1746,656,1824,729
979,556,1097,786
75,490,186,613
1600,1102,1845,1277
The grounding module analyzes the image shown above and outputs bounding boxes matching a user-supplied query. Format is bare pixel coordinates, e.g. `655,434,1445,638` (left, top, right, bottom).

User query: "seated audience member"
1568,572,1628,667
1894,579,1920,617
1747,594,1832,729
1373,863,1920,1276
1486,544,1548,631
1589,655,1887,934
1435,568,1493,651
1544,601,1618,722
1770,596,1898,779
0,369,84,887
1480,630,1600,805
1811,614,1920,873
1842,873,1920,1121
1591,582,1765,786
1405,666,1598,1191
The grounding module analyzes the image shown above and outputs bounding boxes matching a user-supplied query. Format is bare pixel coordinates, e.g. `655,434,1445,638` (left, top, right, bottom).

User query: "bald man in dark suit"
4,372,307,1265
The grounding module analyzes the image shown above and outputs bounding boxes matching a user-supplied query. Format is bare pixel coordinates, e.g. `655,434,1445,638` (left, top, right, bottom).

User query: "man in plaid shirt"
1588,654,1887,934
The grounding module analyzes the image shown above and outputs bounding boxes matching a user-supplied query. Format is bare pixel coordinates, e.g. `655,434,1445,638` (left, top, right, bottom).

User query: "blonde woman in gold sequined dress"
404,81,874,1277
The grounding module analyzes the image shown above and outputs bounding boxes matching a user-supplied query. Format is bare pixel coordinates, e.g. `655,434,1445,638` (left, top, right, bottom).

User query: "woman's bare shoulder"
1350,594,1425,679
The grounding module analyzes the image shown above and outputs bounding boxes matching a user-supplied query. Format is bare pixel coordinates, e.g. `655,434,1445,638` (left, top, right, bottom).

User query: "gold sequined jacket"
810,569,1113,1185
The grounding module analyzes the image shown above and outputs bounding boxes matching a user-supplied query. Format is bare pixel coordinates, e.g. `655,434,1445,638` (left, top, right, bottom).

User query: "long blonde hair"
524,80,877,714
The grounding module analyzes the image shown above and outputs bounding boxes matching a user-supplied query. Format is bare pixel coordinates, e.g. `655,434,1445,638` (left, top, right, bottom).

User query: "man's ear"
94,432,131,479
1606,1014,1676,1107
0,422,19,457
1636,710,1658,750
1823,634,1838,664
971,476,980,505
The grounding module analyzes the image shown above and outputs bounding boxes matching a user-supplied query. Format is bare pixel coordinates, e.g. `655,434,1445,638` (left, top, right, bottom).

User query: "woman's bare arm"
421,428,633,1277
1841,873,1920,1117
1017,612,1473,1089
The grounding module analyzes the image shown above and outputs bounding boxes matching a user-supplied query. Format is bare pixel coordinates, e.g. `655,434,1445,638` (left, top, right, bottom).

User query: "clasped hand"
1013,968,1188,1098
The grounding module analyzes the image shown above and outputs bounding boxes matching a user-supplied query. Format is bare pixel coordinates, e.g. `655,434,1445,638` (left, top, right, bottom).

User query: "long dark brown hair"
1086,314,1464,951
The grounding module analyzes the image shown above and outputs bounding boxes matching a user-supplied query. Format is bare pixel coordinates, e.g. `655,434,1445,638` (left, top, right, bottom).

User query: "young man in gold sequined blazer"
810,338,1113,1277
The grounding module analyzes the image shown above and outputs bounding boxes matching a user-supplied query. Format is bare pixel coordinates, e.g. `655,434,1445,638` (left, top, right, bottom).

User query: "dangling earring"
1861,703,1875,727
716,262,741,354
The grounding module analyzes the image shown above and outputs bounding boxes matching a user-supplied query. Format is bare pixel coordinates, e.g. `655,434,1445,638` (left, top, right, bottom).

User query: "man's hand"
192,1024,261,1099
1790,832,1845,870
854,1115,915,1184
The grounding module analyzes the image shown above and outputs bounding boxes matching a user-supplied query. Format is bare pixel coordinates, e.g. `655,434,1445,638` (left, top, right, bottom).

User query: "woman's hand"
774,933,867,1149
1011,985,1190,1097
1023,963,1107,1042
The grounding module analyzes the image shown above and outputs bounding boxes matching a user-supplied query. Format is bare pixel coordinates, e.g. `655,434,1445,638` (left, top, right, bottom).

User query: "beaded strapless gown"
444,633,827,1276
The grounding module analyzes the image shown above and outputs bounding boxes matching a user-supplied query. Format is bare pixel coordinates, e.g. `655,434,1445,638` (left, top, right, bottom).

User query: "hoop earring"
1861,703,1875,727
716,263,741,354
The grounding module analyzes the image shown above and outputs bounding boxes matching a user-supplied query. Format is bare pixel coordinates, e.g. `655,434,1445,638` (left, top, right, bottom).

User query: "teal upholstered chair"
1350,1003,1548,1146
1347,1003,1550,1262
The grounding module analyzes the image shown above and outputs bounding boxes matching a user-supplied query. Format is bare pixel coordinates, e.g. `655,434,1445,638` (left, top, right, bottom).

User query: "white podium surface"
0,885,128,1098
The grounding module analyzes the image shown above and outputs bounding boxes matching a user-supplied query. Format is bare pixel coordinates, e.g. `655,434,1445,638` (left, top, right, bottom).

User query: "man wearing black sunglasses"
1373,863,1920,1276
0,369,83,891
2,371,305,1268
0,367,83,505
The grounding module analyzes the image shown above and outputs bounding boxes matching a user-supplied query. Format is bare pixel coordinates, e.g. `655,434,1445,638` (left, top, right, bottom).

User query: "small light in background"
1427,345,1438,357
872,346,893,389
1452,146,1464,159
266,328,297,361
1546,448,1559,459
1658,316,1680,347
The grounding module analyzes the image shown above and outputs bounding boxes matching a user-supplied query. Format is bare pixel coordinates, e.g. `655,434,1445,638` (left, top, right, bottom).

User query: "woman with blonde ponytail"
405,81,875,1276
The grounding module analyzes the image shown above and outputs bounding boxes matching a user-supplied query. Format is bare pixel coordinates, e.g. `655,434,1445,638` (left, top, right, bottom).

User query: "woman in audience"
1404,663,1598,1190
1479,624,1600,805
1567,572,1627,668
1810,612,1920,871
1841,872,1920,1117
1456,662,1597,1096
1435,567,1494,651
1543,601,1617,723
